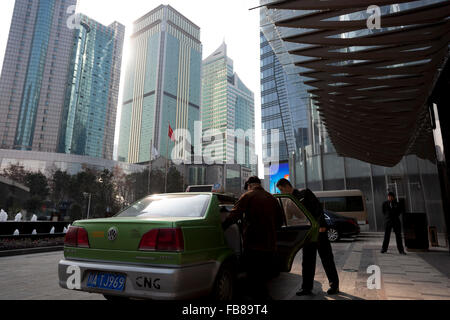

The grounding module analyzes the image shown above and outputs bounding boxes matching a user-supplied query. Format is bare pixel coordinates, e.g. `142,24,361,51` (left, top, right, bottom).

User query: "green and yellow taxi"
58,192,319,300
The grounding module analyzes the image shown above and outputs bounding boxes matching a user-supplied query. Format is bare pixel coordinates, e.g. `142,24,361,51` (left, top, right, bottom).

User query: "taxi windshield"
116,194,211,218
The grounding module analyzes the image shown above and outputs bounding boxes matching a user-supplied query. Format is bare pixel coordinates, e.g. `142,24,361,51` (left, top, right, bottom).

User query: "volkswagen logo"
107,227,118,241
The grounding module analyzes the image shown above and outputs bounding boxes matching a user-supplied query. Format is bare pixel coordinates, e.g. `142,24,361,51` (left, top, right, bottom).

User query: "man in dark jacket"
381,192,406,254
222,176,284,300
276,179,339,295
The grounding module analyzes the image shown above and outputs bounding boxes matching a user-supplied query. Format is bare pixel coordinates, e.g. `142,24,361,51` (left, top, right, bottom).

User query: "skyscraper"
0,0,124,160
201,43,255,169
118,5,202,164
58,15,125,160
260,32,310,164
258,0,447,232
0,0,77,152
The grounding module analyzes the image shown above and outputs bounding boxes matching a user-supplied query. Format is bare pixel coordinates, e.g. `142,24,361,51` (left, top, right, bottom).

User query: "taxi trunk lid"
73,218,174,251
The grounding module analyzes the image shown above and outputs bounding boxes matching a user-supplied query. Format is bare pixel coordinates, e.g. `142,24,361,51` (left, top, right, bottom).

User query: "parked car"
58,192,319,300
316,190,368,225
324,210,360,242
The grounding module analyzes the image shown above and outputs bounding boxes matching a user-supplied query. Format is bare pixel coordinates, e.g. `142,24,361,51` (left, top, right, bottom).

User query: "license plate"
87,272,126,292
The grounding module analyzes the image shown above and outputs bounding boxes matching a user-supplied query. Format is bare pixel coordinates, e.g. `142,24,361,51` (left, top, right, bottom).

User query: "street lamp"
83,192,91,220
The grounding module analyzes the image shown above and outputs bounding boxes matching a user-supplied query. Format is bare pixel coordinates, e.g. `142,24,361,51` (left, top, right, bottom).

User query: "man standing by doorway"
276,179,340,296
381,192,406,254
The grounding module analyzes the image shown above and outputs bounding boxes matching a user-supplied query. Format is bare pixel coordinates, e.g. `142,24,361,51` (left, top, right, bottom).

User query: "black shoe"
327,287,340,295
399,251,407,255
381,249,387,253
296,289,313,296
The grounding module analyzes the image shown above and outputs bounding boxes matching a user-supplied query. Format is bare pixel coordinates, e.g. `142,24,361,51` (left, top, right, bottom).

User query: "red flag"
168,125,175,142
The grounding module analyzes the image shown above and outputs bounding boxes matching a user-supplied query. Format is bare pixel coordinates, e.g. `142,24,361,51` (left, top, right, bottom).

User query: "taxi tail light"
157,228,184,251
64,226,90,248
139,229,159,251
64,227,78,247
77,227,90,248
139,228,184,252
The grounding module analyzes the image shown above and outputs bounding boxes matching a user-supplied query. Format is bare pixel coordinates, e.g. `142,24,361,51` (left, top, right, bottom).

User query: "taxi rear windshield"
116,194,211,218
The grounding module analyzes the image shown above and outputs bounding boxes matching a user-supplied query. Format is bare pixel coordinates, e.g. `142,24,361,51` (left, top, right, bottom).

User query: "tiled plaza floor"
270,232,450,300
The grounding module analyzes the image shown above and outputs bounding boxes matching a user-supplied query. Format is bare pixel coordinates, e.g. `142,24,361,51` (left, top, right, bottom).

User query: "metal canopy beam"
261,0,450,167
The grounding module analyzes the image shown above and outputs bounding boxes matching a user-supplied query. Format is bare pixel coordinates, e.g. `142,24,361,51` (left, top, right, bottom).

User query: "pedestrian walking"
276,179,340,296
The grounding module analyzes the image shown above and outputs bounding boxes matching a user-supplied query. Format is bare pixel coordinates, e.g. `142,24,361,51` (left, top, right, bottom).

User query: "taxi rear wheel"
212,262,235,301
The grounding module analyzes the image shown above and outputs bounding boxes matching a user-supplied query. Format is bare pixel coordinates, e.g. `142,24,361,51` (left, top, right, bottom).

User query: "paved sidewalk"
0,232,448,300
269,232,450,300
0,251,103,300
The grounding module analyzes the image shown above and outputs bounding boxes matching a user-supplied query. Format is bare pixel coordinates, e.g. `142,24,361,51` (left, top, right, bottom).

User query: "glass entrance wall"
283,100,446,232
323,153,345,191
291,147,445,232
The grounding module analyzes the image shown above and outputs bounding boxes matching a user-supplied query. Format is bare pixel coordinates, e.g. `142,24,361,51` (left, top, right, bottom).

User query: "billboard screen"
269,162,290,194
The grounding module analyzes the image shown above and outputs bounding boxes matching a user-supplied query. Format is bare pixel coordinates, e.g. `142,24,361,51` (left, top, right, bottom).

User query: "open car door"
274,194,319,273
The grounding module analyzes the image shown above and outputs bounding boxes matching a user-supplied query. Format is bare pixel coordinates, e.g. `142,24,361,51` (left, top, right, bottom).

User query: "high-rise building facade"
201,43,255,170
58,15,125,159
118,5,202,164
0,0,124,160
260,32,310,164
0,0,78,152
259,1,446,232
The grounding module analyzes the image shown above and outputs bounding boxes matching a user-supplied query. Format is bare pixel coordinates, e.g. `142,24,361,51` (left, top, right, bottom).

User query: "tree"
95,169,121,218
122,168,166,204
25,172,50,199
66,168,99,219
19,172,50,215
1,163,28,184
1,162,189,220
25,196,44,213
167,166,184,193
111,166,130,209
63,168,124,219
125,169,149,202
69,204,82,221
50,170,71,205
150,169,165,195
68,168,98,205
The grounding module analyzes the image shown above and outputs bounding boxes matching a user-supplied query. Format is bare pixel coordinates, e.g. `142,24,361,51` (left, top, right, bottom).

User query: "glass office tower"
0,0,77,152
259,1,446,231
58,15,125,160
202,43,255,171
0,0,124,160
118,5,202,164
260,32,310,164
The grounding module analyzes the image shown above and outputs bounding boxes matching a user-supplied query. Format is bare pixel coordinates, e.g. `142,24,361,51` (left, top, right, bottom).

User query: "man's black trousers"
301,232,339,291
382,219,405,252
242,249,275,299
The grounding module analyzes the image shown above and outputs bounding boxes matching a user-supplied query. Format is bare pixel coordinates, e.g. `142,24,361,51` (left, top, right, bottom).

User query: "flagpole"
148,139,152,195
165,123,169,193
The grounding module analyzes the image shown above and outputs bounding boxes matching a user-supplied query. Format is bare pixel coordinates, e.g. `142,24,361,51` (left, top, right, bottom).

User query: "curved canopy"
260,0,450,166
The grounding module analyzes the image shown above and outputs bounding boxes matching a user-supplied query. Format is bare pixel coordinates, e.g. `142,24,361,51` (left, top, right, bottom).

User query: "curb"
0,246,64,257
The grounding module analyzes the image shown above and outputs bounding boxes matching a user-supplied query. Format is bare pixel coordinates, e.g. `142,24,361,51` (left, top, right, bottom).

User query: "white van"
315,190,368,225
